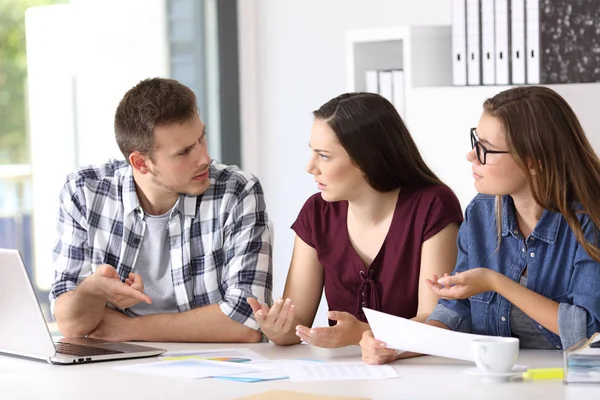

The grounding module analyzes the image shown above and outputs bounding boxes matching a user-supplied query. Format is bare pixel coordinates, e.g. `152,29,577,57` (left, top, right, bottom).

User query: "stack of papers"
235,390,371,400
114,358,260,379
115,348,285,382
564,333,600,384
114,348,399,383
159,348,269,363
216,368,289,383
276,360,398,382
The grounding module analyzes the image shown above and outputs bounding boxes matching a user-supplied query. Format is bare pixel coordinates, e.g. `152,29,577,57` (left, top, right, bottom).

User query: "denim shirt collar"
500,195,561,244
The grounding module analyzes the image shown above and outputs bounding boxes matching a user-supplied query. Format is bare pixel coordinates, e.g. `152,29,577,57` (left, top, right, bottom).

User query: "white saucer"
465,368,524,383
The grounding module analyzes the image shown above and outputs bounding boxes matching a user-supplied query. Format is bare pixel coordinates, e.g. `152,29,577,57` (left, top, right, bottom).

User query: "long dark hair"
484,86,600,262
313,92,443,191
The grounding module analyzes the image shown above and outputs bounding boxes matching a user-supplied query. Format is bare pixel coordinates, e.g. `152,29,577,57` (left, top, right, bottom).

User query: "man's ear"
129,152,151,174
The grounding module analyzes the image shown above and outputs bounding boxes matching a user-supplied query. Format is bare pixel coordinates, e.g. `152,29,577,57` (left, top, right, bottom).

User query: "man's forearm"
54,279,107,337
130,304,262,343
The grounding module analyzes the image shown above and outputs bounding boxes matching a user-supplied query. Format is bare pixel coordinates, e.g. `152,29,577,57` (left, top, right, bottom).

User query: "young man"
50,78,272,343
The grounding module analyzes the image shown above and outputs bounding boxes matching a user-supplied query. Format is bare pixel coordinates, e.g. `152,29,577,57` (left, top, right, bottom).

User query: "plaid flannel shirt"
50,159,273,330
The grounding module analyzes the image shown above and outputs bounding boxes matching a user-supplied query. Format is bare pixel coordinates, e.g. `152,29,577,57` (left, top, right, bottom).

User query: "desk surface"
0,343,597,400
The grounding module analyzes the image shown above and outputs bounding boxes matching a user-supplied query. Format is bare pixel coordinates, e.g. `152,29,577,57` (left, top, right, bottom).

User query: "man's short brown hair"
114,77,198,161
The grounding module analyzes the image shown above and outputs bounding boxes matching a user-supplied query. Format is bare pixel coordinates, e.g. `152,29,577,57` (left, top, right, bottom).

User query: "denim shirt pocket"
469,291,496,335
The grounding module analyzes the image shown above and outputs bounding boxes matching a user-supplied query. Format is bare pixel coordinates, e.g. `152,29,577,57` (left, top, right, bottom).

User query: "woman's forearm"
492,273,560,335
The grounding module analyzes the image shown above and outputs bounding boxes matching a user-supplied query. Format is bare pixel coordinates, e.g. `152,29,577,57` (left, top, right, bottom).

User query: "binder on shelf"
377,70,393,103
391,70,405,119
365,70,379,93
466,0,481,85
534,1,600,84
494,0,510,84
452,0,467,85
526,0,540,84
481,0,495,85
510,0,526,84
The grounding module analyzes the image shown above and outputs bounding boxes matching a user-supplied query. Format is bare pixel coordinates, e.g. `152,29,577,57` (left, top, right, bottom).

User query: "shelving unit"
346,26,452,120
346,26,600,209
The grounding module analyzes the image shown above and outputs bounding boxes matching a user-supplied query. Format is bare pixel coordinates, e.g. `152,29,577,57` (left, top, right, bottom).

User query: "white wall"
26,4,78,289
71,0,170,165
26,0,169,289
238,0,453,326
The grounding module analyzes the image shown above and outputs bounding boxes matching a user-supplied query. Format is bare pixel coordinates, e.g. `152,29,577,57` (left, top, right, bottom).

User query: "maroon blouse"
291,185,463,324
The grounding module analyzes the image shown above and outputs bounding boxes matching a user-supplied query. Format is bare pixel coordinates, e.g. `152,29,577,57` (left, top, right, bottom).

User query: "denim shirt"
428,194,600,350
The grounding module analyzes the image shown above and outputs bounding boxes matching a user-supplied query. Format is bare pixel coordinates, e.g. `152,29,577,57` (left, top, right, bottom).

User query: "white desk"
0,343,597,400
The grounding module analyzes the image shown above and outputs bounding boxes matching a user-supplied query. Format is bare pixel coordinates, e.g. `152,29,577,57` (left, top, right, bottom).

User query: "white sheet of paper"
277,361,398,382
215,368,288,382
364,308,491,362
159,347,269,362
114,359,259,379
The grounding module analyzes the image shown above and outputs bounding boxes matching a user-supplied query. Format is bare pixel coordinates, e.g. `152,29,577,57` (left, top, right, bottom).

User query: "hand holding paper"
363,308,491,362
359,330,398,365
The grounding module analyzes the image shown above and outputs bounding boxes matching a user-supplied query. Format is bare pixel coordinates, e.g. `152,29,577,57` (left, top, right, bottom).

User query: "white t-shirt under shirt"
125,209,178,316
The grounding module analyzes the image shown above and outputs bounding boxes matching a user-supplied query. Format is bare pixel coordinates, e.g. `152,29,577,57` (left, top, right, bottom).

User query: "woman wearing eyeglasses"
247,92,463,348
361,86,600,364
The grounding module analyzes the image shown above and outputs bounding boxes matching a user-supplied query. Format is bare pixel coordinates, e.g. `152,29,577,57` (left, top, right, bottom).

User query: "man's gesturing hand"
90,264,151,309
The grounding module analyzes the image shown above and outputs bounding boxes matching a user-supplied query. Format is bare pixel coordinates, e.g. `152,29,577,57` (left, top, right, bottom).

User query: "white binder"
377,70,393,103
466,0,481,85
452,0,468,85
526,0,540,84
511,0,526,84
391,70,405,119
494,0,510,84
365,70,379,93
481,0,495,85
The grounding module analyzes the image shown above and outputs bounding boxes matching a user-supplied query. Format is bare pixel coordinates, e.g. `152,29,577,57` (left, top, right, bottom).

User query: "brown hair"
313,92,443,192
114,77,198,161
484,86,600,261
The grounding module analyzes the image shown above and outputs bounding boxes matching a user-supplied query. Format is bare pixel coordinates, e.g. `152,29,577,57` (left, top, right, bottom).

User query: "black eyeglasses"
470,128,510,165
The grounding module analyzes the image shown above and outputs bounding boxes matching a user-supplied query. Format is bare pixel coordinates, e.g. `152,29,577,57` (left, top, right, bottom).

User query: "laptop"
0,248,166,364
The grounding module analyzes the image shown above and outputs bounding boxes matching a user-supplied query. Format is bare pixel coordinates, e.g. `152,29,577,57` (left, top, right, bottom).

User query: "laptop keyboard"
54,342,123,356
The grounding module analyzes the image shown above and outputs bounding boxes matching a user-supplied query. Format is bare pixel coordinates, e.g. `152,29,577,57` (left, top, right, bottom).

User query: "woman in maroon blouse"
248,92,463,348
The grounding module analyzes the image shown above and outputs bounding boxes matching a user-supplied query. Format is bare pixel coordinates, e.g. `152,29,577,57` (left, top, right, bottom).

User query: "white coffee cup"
471,337,519,373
